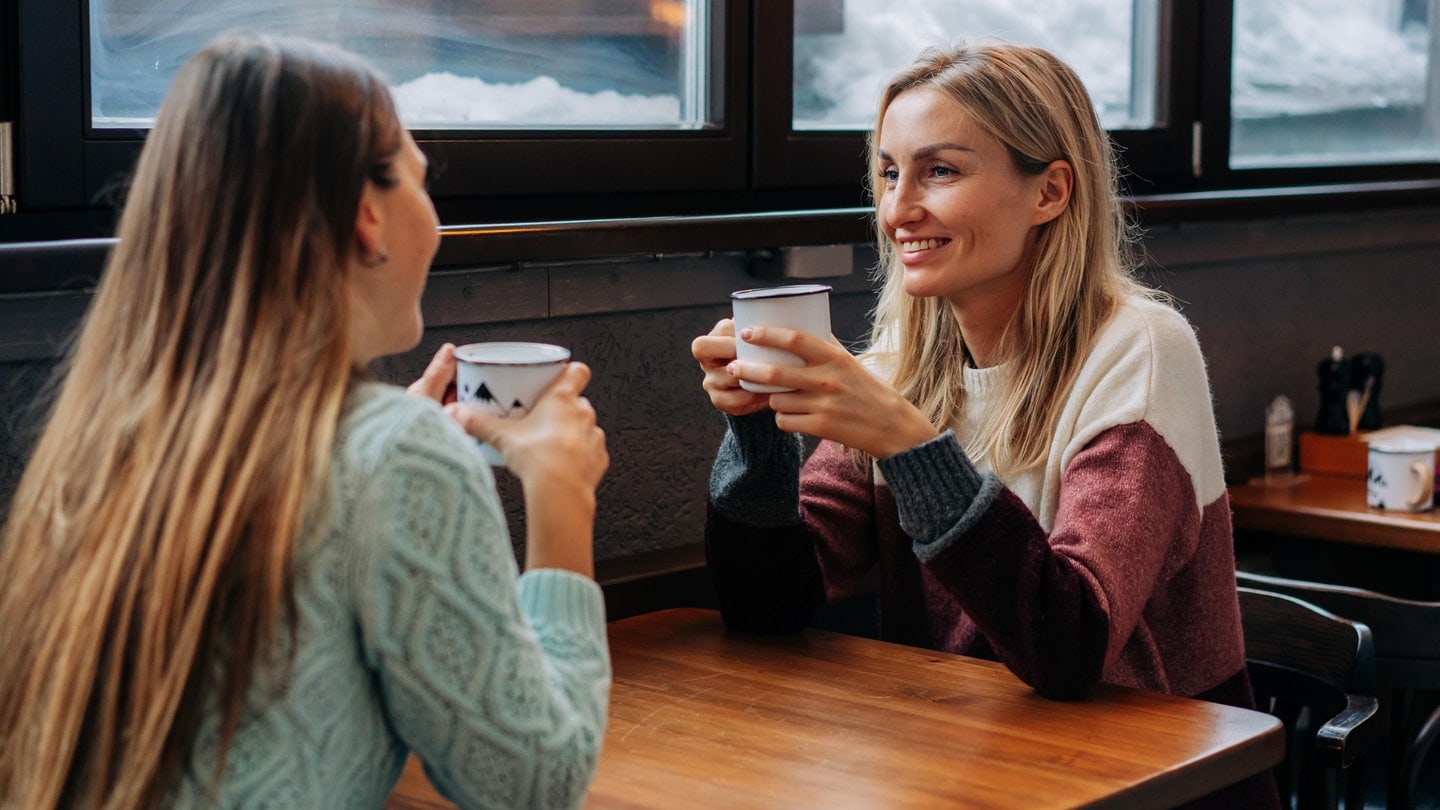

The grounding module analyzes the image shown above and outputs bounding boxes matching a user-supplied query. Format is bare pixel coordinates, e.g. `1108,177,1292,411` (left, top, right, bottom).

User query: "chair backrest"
1238,586,1380,810
1236,570,1440,688
1237,570,1440,809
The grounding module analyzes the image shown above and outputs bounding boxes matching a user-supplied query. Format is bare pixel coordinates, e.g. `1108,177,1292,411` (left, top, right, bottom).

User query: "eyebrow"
876,142,975,162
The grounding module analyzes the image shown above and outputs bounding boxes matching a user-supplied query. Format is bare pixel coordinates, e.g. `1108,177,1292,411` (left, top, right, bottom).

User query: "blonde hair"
864,42,1153,475
0,34,402,808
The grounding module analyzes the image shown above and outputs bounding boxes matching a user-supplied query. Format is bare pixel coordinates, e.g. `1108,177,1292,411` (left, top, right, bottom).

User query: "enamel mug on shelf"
1366,438,1437,512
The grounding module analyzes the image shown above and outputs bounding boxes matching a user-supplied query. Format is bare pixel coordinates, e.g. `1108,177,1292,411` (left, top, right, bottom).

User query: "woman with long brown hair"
693,41,1276,809
0,34,609,808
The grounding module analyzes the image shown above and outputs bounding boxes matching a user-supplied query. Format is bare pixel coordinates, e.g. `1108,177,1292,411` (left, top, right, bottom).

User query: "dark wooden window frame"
2,0,1438,260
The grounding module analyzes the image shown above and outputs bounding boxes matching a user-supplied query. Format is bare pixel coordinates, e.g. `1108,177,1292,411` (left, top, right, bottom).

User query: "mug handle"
1408,460,1435,508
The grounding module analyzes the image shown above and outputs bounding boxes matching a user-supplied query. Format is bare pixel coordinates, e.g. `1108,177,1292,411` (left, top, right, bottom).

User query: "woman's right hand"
692,318,771,417
445,362,608,576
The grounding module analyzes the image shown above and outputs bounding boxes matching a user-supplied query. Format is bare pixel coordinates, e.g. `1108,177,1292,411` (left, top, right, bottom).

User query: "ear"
353,182,384,264
1030,159,1073,226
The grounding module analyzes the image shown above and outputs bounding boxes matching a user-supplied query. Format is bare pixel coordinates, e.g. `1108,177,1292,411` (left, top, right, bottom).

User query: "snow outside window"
791,0,1158,132
1231,0,1439,168
88,0,712,130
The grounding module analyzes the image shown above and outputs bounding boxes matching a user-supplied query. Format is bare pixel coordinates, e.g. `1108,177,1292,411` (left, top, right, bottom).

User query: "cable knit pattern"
171,382,610,809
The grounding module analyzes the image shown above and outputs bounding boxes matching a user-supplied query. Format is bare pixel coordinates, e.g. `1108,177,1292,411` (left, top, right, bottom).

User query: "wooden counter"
1229,473,1440,555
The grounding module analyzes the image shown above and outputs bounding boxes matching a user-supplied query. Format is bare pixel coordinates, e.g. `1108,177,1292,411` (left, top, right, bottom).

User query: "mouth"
898,237,950,253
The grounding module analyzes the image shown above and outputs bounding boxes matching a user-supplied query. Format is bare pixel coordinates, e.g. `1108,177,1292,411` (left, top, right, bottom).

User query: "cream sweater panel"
871,295,1225,530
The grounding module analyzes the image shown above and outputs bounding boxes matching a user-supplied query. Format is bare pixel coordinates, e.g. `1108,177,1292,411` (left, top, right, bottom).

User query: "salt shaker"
1265,394,1294,480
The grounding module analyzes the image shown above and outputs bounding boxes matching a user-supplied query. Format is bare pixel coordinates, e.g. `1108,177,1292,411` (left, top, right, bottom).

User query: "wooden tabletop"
1229,473,1440,554
390,608,1282,809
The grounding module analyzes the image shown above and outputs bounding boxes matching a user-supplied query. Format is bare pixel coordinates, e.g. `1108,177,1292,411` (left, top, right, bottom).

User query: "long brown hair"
864,42,1153,475
0,34,403,808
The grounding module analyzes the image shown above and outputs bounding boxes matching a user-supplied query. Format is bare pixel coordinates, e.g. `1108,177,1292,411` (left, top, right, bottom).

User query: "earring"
362,248,389,267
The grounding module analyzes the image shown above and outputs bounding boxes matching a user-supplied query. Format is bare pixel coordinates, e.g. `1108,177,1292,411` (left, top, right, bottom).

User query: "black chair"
1238,570,1440,809
1238,586,1380,810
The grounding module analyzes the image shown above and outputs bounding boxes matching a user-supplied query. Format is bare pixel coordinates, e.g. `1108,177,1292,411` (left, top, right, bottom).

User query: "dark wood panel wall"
3,206,1439,617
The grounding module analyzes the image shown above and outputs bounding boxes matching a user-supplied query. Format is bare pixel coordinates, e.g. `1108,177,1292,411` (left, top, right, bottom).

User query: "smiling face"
875,87,1059,318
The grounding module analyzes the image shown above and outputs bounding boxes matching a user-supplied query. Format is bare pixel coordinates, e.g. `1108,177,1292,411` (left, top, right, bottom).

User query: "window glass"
1231,0,1439,168
89,0,714,130
792,0,1157,131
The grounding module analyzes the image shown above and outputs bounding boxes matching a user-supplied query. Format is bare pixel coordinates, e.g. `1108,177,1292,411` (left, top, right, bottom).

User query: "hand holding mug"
407,343,459,405
731,324,939,459
446,362,608,489
692,318,772,418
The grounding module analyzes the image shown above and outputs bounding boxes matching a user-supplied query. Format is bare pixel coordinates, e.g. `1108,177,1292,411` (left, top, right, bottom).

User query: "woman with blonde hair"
0,34,609,809
694,41,1275,808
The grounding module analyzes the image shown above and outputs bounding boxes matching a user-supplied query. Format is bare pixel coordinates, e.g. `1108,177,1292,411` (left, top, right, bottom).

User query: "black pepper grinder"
1349,351,1383,431
1315,345,1351,435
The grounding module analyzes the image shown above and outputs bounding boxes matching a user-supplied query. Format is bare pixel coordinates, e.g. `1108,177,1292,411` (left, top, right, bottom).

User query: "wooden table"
390,608,1282,809
1229,473,1440,554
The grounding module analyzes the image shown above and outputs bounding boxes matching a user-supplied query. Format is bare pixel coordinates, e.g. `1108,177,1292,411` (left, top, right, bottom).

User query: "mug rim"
1368,438,1439,455
730,284,832,301
454,341,570,366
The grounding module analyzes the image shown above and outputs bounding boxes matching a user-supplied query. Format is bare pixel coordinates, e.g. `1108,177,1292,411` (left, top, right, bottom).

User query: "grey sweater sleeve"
875,430,1005,561
708,411,806,527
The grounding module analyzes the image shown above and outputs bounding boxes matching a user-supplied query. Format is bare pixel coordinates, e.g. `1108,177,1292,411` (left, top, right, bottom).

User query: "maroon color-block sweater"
704,298,1280,809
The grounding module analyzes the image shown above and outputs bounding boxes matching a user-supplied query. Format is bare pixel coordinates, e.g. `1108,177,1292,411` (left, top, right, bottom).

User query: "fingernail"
739,328,754,341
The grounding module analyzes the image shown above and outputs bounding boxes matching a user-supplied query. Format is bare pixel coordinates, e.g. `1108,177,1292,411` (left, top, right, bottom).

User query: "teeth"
900,238,944,252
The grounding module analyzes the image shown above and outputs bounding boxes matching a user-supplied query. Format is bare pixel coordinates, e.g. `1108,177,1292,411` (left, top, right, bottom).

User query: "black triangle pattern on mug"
464,381,526,417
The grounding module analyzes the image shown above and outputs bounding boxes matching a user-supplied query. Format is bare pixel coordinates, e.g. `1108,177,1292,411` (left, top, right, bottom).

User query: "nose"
880,176,924,233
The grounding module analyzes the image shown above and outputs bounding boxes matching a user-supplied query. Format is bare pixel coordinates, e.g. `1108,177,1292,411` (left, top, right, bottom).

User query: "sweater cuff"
517,568,608,636
877,430,1003,560
708,411,804,527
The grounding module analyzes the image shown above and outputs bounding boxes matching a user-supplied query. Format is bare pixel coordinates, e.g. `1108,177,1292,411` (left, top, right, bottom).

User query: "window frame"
1,0,1439,249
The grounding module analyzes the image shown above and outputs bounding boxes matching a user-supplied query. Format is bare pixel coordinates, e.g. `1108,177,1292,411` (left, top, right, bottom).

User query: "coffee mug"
1366,438,1436,512
454,342,570,465
729,284,832,393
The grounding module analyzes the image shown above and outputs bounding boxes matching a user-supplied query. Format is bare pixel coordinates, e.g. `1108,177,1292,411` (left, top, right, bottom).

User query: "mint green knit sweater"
169,382,610,809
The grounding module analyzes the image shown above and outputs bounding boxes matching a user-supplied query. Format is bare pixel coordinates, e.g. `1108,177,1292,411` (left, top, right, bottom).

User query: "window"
90,0,716,130
792,0,1157,131
1230,0,1439,169
753,0,1190,193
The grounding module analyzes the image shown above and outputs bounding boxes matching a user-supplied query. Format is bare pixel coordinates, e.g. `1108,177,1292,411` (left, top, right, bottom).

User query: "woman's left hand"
407,343,458,405
729,326,940,458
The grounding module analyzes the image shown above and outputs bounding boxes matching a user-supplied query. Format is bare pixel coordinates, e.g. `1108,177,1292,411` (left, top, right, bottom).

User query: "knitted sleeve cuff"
517,568,609,639
876,430,1003,560
709,411,805,527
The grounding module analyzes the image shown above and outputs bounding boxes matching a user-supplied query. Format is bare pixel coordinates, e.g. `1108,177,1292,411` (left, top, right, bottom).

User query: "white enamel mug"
454,342,570,465
1367,438,1436,512
729,284,832,393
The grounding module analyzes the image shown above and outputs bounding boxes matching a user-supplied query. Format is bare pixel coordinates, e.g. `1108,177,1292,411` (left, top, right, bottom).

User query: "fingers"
722,326,842,395
692,318,770,416
407,343,457,404
540,361,592,401
692,318,738,367
444,401,502,443
734,325,836,363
